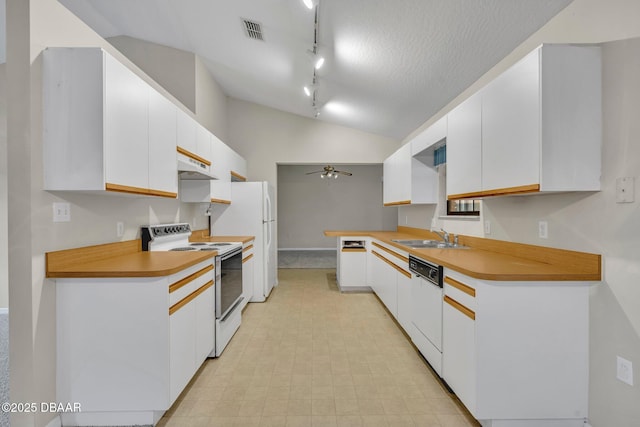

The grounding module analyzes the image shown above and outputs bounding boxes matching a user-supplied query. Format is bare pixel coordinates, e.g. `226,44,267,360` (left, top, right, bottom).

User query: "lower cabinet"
369,241,411,322
441,269,590,425
337,237,369,291
56,259,215,426
242,240,255,310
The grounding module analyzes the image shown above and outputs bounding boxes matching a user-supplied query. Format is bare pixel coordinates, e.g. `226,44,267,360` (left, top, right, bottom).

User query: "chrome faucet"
434,228,450,243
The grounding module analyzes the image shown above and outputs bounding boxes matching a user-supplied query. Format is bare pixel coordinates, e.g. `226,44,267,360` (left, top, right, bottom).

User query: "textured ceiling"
57,0,572,139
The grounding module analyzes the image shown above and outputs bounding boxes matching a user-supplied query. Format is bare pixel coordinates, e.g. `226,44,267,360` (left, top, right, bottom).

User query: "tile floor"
159,269,480,427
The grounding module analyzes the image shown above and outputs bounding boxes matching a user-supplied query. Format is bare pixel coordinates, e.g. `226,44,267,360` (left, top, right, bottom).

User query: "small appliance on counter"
141,223,243,357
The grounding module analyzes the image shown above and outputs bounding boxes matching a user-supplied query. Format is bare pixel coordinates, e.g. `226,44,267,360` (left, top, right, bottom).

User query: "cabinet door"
211,135,231,180
442,297,476,416
176,108,197,155
148,87,178,197
196,123,212,164
370,251,398,318
169,301,196,404
195,285,215,363
482,48,540,192
383,144,412,205
447,92,482,197
242,249,254,309
339,250,367,288
229,149,247,181
104,54,149,190
396,270,413,335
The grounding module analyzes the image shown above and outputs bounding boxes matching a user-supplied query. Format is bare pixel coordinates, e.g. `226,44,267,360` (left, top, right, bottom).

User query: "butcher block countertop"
326,226,601,282
46,239,215,278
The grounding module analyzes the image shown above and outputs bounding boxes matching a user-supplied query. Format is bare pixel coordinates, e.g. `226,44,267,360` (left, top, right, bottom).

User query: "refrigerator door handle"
265,191,272,222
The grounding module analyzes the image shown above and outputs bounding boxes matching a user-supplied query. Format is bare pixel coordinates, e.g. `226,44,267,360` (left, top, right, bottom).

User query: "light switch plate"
538,221,548,239
616,356,634,386
484,220,491,235
616,177,635,203
53,202,71,222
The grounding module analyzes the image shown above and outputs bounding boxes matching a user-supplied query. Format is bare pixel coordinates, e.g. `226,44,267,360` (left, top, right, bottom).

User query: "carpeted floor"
278,250,336,269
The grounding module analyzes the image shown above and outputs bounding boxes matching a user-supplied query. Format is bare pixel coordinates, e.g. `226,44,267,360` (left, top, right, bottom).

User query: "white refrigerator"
210,181,277,302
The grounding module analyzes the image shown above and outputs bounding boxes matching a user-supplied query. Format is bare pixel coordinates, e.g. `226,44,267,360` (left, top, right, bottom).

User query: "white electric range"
141,223,243,357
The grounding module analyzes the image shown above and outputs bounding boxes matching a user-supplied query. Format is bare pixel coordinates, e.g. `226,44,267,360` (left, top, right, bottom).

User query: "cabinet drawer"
443,275,476,311
169,264,214,306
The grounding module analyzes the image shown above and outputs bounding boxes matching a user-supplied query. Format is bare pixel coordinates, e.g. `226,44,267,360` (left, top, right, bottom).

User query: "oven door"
216,247,243,320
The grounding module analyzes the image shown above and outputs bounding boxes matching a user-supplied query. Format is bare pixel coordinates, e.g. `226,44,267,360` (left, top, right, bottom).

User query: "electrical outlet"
538,221,548,239
617,356,634,386
616,177,635,203
484,220,491,235
53,202,71,222
116,222,124,237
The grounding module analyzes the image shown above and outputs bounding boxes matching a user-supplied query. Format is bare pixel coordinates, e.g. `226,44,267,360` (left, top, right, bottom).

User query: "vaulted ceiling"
57,0,572,139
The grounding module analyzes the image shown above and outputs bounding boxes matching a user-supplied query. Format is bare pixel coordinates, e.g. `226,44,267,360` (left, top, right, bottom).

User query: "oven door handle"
219,297,244,322
220,246,243,261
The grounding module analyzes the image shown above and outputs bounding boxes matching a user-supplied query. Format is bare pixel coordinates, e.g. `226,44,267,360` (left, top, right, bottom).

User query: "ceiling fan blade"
335,170,352,176
305,170,324,175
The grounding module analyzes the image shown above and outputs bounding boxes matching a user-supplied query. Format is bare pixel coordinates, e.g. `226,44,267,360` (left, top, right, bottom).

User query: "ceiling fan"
305,165,353,179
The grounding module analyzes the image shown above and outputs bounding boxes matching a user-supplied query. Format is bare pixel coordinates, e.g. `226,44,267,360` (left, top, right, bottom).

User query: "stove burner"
214,243,232,246
199,247,218,251
190,242,209,246
169,247,198,251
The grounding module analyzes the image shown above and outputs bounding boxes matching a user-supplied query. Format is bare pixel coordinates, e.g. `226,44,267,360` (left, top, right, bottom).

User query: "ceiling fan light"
334,173,338,179
302,0,314,10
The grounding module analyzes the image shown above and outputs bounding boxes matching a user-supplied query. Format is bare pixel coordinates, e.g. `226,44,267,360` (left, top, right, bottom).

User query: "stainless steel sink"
391,239,468,249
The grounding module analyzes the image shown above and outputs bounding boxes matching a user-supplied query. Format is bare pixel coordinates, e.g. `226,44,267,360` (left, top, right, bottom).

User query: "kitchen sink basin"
391,239,468,249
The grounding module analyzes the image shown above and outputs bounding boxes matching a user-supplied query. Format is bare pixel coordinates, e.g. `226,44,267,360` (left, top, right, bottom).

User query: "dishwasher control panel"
409,255,443,287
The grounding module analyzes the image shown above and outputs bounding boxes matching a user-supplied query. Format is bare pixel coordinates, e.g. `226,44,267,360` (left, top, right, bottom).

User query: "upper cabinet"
383,143,412,206
383,116,445,206
43,47,178,198
447,44,602,200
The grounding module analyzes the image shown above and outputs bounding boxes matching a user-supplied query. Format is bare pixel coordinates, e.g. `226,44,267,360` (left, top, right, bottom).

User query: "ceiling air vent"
242,19,264,41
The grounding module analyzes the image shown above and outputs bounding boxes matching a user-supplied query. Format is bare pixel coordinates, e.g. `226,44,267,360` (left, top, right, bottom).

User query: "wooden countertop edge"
325,227,602,282
46,240,216,278
190,229,255,244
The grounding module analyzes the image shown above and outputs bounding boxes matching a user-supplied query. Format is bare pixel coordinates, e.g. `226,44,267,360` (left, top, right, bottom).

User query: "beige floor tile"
359,415,389,426
260,415,288,427
288,399,312,416
411,414,443,427
163,270,479,427
285,415,312,427
357,398,386,415
335,415,363,427
334,399,359,416
263,399,289,416
311,415,338,427
385,414,416,426
312,399,336,416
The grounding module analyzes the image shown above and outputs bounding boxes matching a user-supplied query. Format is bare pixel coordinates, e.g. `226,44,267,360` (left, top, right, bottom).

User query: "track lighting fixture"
302,2,324,118
302,0,314,10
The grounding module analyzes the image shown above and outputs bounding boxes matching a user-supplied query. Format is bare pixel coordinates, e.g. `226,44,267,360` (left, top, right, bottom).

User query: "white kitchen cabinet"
176,108,197,156
196,123,213,166
242,241,255,310
396,268,413,336
337,238,369,291
383,118,443,206
148,87,179,196
447,44,602,199
56,259,215,426
441,269,590,426
446,92,482,197
369,241,412,321
43,47,178,198
229,149,248,182
383,143,412,206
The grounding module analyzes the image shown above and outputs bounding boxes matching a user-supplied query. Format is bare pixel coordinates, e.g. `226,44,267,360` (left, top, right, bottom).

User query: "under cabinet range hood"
177,150,218,180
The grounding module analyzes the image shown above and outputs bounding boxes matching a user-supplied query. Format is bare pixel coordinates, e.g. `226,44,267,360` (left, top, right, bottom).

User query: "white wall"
277,165,397,249
6,1,226,425
0,63,6,309
227,98,399,185
107,35,197,114
195,56,228,141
